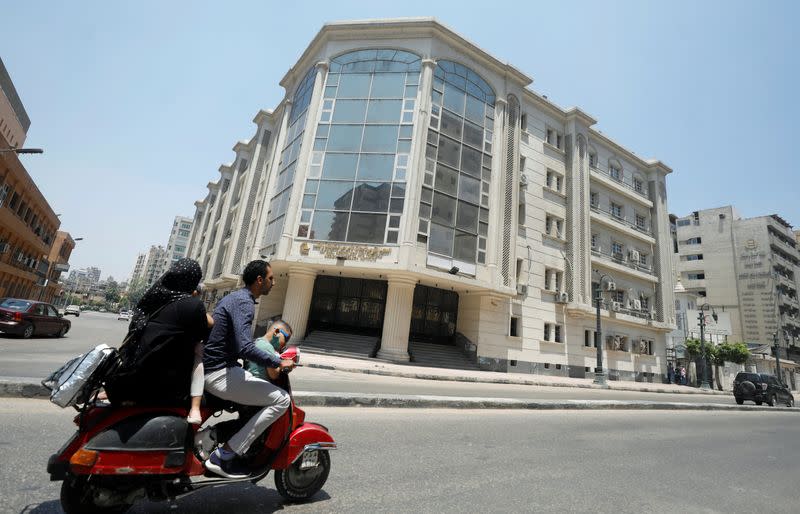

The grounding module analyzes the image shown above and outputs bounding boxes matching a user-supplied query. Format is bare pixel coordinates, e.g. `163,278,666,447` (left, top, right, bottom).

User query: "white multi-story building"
187,19,677,380
164,216,193,267
129,245,166,287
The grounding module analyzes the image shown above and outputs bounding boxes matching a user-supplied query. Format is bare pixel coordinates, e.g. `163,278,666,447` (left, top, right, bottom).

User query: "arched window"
417,60,496,269
297,49,421,244
588,145,598,168
608,158,623,181
263,66,317,255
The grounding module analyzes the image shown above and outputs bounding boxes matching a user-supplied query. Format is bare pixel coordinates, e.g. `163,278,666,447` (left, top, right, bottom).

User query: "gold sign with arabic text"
312,243,391,262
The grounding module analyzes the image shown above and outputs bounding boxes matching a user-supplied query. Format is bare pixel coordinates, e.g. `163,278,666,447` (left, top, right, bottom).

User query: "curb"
294,392,799,412
2,378,796,412
302,361,732,396
0,377,49,399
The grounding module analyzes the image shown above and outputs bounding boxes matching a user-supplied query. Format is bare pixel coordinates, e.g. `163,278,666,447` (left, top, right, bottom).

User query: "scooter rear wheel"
274,450,331,502
60,476,130,514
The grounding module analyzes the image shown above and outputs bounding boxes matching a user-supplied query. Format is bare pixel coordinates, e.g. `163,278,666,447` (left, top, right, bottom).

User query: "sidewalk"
300,350,734,396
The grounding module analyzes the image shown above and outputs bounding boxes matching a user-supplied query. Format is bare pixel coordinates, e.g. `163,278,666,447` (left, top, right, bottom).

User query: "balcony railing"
591,246,655,276
590,165,649,200
590,204,652,237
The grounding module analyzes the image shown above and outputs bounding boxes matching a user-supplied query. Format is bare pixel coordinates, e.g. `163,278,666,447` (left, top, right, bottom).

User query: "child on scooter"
245,319,293,382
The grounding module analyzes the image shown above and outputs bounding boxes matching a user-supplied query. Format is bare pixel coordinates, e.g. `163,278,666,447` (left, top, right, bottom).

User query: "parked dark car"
0,298,71,339
733,372,794,407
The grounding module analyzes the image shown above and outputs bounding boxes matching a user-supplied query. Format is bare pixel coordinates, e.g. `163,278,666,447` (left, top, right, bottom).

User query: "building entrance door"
308,276,387,335
409,285,459,344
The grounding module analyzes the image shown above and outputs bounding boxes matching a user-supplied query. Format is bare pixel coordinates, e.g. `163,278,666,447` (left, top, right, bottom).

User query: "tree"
709,342,751,391
104,279,121,304
685,339,714,388
125,278,148,309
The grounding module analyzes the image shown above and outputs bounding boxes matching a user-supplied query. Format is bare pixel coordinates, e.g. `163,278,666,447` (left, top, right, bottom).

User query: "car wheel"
22,324,34,339
57,326,67,338
735,397,744,405
767,394,776,407
755,401,762,406
788,397,794,408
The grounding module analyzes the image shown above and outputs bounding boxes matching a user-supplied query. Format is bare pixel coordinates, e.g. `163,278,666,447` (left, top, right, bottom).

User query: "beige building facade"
187,19,677,380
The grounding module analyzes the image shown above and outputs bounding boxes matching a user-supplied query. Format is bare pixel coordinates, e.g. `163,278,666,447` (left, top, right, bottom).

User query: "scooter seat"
202,392,243,413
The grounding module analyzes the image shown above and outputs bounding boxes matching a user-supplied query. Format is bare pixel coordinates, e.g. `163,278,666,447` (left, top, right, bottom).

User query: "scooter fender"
271,422,336,470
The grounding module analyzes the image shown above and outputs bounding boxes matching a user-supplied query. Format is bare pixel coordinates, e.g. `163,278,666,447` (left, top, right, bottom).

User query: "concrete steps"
409,342,481,371
300,331,379,360
300,330,480,371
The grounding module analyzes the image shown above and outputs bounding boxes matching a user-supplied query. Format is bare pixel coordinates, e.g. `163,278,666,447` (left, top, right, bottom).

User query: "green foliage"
125,278,148,309
718,342,750,365
685,339,750,365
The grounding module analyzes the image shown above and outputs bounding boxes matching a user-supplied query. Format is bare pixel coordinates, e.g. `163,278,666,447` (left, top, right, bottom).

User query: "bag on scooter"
42,344,118,408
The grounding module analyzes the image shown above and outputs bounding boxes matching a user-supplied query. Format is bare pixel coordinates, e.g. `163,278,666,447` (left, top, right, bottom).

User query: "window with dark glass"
296,49,420,244
417,60,495,267
263,66,317,255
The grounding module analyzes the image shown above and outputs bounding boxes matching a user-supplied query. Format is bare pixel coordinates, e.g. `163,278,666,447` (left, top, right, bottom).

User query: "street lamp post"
696,303,718,390
0,147,43,154
593,270,615,387
773,330,783,386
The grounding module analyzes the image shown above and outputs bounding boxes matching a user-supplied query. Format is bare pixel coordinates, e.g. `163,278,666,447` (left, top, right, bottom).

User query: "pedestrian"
680,366,687,385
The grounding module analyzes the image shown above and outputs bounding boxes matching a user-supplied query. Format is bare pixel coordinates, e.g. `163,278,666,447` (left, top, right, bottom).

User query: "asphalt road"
0,312,768,406
1,399,798,513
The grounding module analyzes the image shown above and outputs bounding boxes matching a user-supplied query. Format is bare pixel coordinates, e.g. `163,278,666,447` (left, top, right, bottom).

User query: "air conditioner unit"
632,299,642,310
611,301,622,312
629,250,640,262
520,174,529,187
516,283,528,296
605,281,617,292
556,291,570,303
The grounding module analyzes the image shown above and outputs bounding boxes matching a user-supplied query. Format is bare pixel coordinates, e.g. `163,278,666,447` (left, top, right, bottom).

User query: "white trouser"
204,366,290,455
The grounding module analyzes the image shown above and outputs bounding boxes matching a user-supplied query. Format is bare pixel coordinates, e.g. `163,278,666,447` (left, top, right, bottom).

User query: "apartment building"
187,19,677,379
128,245,167,287
0,58,62,301
164,216,193,268
674,207,800,348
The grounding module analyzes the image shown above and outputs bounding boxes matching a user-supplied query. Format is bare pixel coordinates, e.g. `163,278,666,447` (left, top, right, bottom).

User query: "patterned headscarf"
128,258,202,334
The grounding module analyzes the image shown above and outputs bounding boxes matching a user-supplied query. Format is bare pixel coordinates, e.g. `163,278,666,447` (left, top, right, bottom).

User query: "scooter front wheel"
274,450,331,502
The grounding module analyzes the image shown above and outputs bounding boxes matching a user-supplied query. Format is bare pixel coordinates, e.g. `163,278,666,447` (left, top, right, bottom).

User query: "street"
1,398,798,513
0,312,761,406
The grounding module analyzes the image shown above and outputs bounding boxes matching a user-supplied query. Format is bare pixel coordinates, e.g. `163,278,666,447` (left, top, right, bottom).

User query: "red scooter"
47,347,336,513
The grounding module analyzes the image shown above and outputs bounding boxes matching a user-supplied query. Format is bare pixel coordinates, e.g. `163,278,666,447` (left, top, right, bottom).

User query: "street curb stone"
0,378,49,398
302,362,732,396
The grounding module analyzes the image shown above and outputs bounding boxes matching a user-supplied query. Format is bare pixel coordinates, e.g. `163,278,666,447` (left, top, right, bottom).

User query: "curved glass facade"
263,66,317,255
297,49,421,244
417,61,496,268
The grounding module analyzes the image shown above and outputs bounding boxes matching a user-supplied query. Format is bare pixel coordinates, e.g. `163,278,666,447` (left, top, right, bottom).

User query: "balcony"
590,205,655,244
589,165,652,206
591,247,658,282
773,250,800,268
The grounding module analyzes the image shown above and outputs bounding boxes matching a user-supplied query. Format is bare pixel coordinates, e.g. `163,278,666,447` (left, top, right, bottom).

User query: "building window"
685,237,702,245
641,297,649,310
591,233,598,249
589,148,598,168
545,128,555,146
687,273,705,280
638,252,648,266
263,65,317,255
635,214,647,230
611,202,623,219
590,191,599,208
546,170,563,193
584,329,598,347
510,316,520,337
419,60,495,266
612,290,625,304
633,178,644,193
611,241,624,259
178,229,191,237
544,323,562,342
299,50,421,246
520,113,528,132
676,219,691,227
685,254,704,261
609,163,622,181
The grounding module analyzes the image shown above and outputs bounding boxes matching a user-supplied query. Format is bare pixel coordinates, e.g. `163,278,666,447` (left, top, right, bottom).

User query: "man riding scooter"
202,260,295,478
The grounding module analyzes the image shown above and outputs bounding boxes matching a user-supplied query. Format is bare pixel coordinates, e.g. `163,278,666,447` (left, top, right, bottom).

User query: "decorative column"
281,267,317,339
378,276,417,362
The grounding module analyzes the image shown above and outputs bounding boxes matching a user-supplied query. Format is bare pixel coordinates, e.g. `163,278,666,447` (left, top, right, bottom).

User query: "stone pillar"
378,276,416,362
281,267,317,339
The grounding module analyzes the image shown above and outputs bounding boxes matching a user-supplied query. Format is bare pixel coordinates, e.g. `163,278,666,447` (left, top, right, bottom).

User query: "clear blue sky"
3,0,798,281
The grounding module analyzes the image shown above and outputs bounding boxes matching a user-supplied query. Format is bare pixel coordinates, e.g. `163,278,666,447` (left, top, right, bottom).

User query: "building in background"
41,231,76,303
164,216,193,267
128,245,166,288
0,57,62,301
673,206,800,387
187,19,677,379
